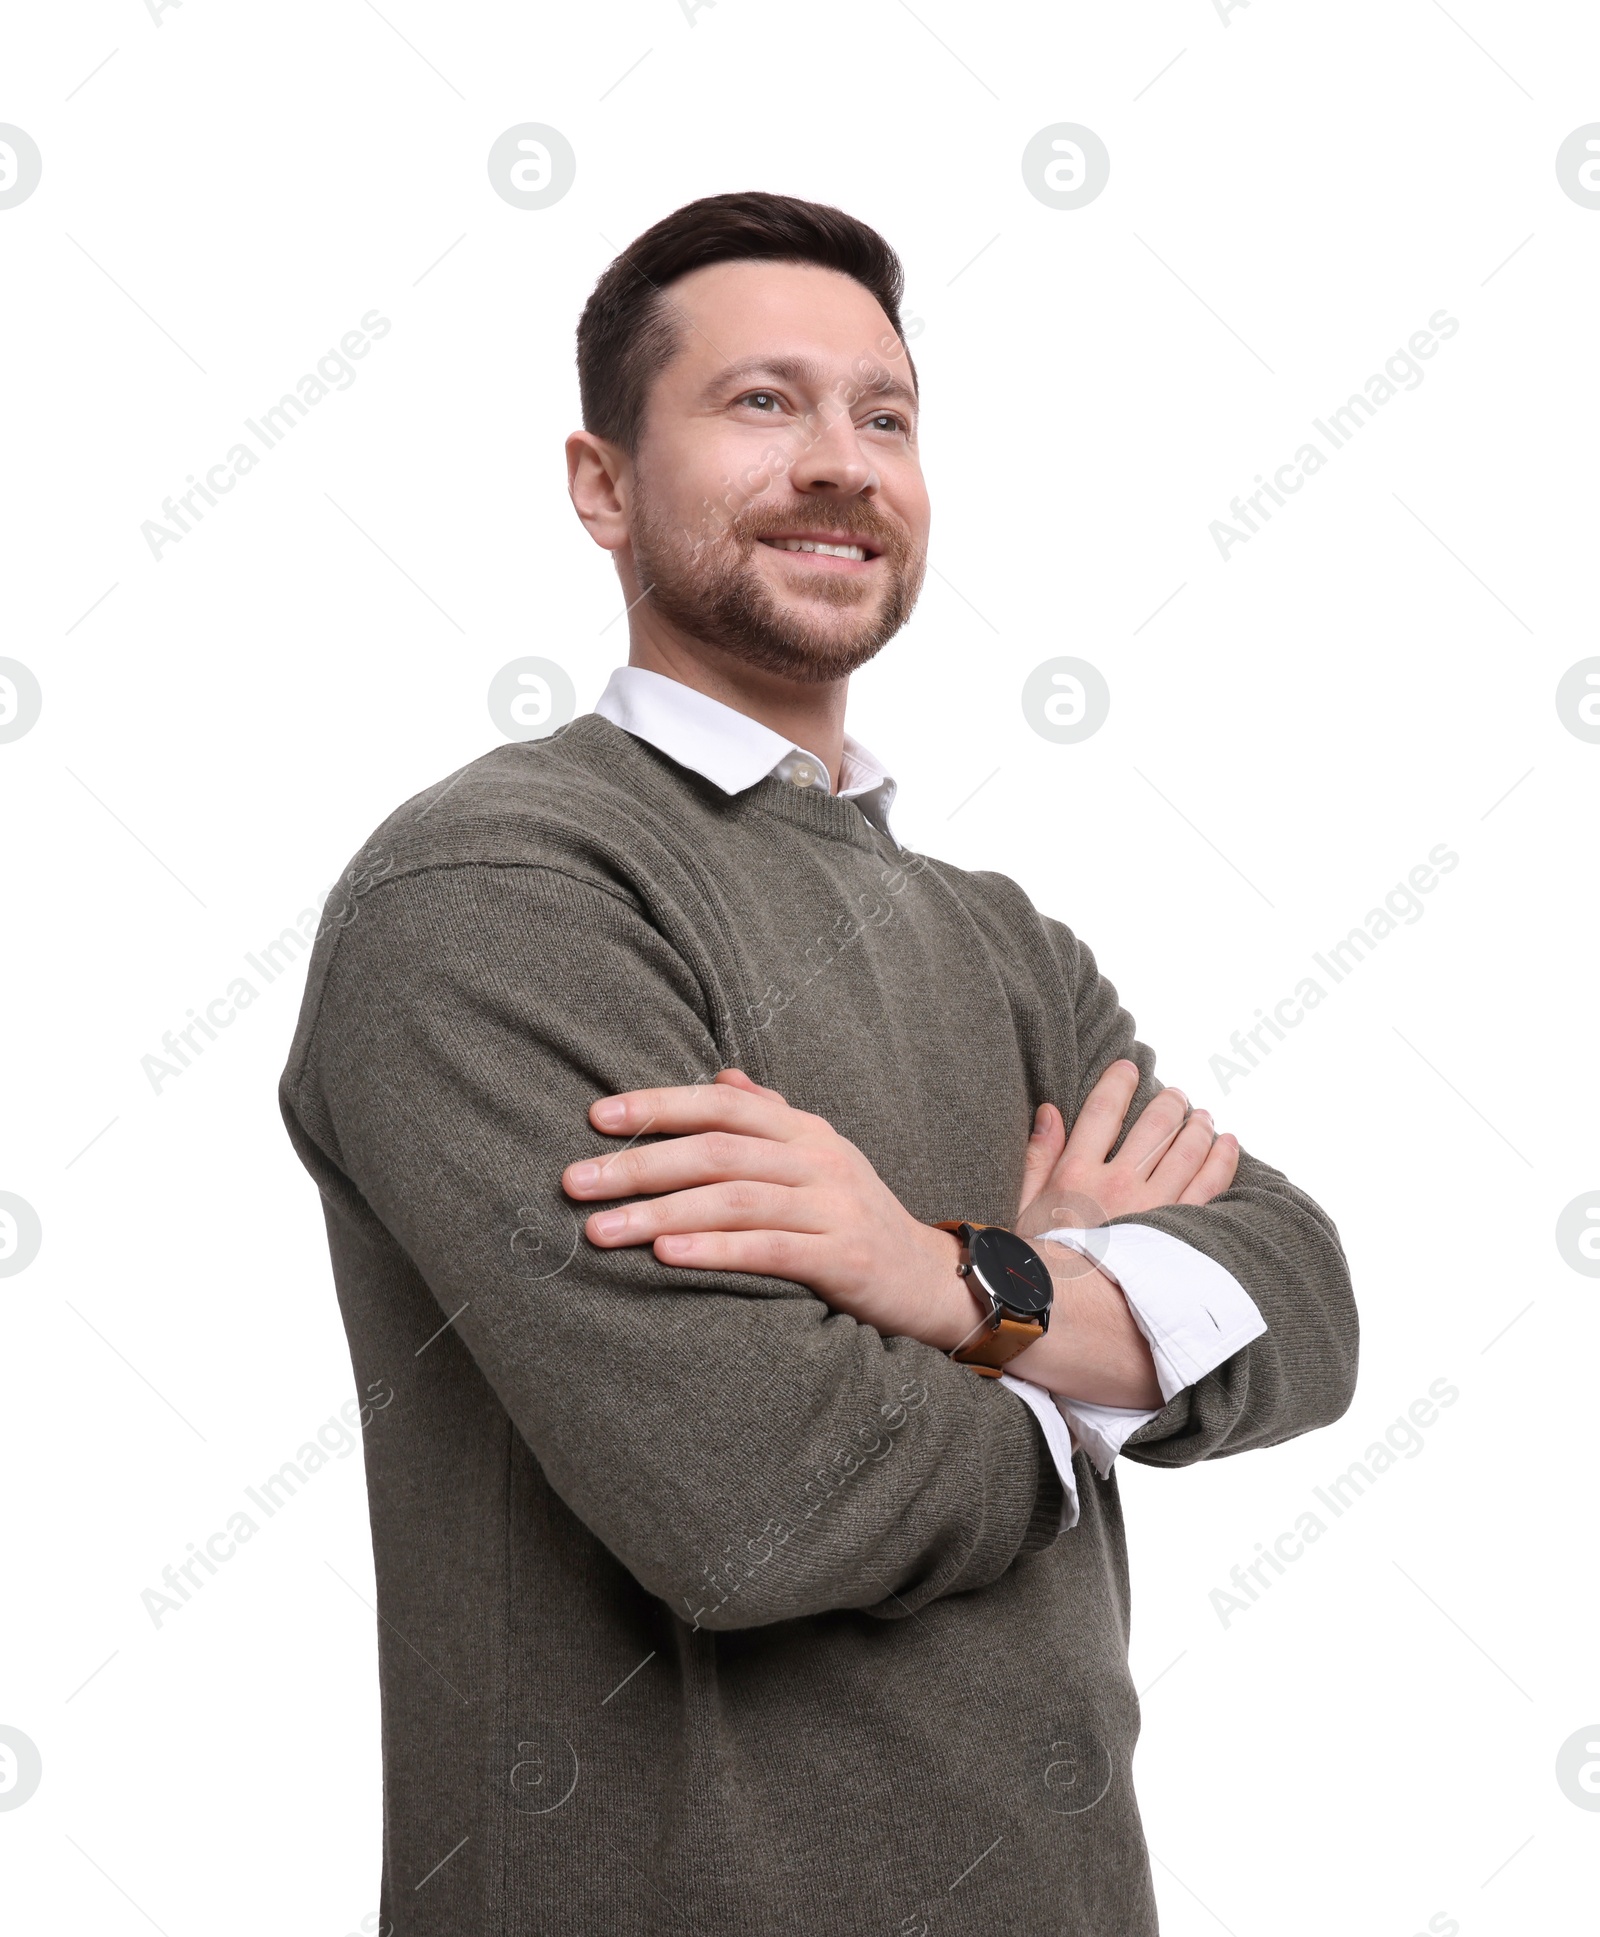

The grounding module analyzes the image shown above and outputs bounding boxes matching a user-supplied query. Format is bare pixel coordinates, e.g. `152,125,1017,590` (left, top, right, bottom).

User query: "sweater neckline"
559,712,886,854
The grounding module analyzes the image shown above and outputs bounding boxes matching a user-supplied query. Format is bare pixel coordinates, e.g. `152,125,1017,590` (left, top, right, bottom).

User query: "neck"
625,619,850,791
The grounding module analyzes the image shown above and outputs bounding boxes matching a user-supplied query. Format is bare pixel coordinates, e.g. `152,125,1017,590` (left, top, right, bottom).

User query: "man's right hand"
1015,1060,1238,1238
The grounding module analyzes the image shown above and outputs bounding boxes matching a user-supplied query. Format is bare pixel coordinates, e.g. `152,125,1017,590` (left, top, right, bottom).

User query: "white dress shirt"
591,665,1267,1532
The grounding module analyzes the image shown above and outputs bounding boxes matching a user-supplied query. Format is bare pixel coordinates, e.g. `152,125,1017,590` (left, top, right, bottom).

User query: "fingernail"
593,1099,626,1128
658,1235,693,1258
568,1162,600,1189
591,1210,627,1237
1031,1106,1049,1136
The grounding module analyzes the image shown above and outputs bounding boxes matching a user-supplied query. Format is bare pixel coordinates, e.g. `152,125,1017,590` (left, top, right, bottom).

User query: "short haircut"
576,190,916,453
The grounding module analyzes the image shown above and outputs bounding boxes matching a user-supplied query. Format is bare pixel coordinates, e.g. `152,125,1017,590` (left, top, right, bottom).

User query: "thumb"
1016,1103,1065,1220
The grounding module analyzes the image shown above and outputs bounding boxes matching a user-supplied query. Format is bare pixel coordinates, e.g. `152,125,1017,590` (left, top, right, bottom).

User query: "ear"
566,430,633,553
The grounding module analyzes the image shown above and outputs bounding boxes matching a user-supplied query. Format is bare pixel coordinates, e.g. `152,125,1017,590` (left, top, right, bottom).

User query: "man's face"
623,259,930,683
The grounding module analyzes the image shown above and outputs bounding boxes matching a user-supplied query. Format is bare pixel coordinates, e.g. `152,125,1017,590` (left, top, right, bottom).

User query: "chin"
754,630,894,684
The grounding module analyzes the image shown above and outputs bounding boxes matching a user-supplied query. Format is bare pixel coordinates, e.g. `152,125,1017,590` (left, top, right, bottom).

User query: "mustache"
726,498,914,562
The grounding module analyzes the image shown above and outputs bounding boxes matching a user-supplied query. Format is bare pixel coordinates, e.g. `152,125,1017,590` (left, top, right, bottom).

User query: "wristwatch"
934,1220,1054,1377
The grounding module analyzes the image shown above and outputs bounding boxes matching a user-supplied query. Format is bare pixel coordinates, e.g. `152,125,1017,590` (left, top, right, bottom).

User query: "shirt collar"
592,665,898,836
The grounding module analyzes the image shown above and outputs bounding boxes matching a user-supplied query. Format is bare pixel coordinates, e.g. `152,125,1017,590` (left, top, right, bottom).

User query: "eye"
737,389,783,412
866,411,908,435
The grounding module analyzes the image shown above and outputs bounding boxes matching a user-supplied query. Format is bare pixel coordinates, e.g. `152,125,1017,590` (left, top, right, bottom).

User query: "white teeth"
768,538,868,561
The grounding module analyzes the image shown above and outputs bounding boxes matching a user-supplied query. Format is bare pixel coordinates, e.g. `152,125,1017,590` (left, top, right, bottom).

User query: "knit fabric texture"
280,712,1358,1936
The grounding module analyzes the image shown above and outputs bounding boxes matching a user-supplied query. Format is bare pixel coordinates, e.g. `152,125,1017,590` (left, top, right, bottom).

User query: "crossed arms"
283,863,1358,1630
561,1059,1242,1412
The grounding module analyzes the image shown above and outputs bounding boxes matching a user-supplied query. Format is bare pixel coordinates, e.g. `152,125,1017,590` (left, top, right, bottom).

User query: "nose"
785,399,879,499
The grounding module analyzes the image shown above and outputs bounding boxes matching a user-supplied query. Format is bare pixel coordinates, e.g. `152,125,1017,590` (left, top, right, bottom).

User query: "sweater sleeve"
1045,917,1359,1464
280,863,1062,1632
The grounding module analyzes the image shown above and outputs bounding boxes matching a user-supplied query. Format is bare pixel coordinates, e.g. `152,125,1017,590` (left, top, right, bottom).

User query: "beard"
628,486,926,684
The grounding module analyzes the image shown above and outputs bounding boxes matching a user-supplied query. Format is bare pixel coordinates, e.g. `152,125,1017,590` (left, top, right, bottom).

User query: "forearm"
292,866,1067,1630
1047,915,1357,1457
1111,1177,1357,1461
913,1230,1162,1409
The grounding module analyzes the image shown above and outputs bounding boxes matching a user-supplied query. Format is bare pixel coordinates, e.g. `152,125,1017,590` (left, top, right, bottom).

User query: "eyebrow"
703,353,919,413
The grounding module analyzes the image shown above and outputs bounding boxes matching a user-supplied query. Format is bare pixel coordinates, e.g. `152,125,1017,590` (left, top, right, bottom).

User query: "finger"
1115,1085,1195,1176
1145,1108,1219,1196
1176,1131,1240,1206
590,1081,814,1142
584,1179,816,1247
653,1227,823,1283
1060,1060,1142,1167
713,1066,788,1102
1016,1103,1066,1214
564,1130,807,1200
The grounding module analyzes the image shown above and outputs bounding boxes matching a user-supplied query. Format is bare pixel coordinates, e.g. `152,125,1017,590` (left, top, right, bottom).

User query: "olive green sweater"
280,713,1357,1936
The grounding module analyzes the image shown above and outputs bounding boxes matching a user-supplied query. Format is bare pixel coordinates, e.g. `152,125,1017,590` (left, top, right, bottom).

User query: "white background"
3,1,1597,1932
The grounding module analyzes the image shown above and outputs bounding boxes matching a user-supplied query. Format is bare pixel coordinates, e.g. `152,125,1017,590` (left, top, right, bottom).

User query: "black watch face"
969,1226,1053,1319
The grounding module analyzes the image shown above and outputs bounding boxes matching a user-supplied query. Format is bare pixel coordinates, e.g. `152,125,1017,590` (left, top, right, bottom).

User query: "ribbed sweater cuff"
1016,1415,1066,1556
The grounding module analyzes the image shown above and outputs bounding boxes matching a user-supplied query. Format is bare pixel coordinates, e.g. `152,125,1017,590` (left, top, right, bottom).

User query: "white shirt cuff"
1023,1223,1268,1488
1000,1370,1083,1533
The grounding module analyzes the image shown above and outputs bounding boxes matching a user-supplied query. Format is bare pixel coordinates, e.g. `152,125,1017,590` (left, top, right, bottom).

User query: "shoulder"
328,713,709,910
915,848,1055,935
910,848,1093,987
282,720,712,1107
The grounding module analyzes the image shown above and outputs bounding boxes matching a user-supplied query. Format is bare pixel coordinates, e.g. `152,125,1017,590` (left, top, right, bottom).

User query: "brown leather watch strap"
952,1315,1045,1378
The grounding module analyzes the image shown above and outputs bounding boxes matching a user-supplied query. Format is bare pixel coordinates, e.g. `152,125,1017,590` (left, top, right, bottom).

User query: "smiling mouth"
757,536,878,565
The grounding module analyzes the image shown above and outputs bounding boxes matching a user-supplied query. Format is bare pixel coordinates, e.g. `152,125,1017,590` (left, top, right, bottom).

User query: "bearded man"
281,190,1357,1937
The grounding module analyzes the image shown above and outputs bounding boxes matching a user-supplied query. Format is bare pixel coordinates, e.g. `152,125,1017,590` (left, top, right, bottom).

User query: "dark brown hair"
576,191,916,453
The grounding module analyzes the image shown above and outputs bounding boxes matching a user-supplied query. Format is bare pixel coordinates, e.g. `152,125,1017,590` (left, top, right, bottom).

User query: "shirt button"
788,761,816,788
